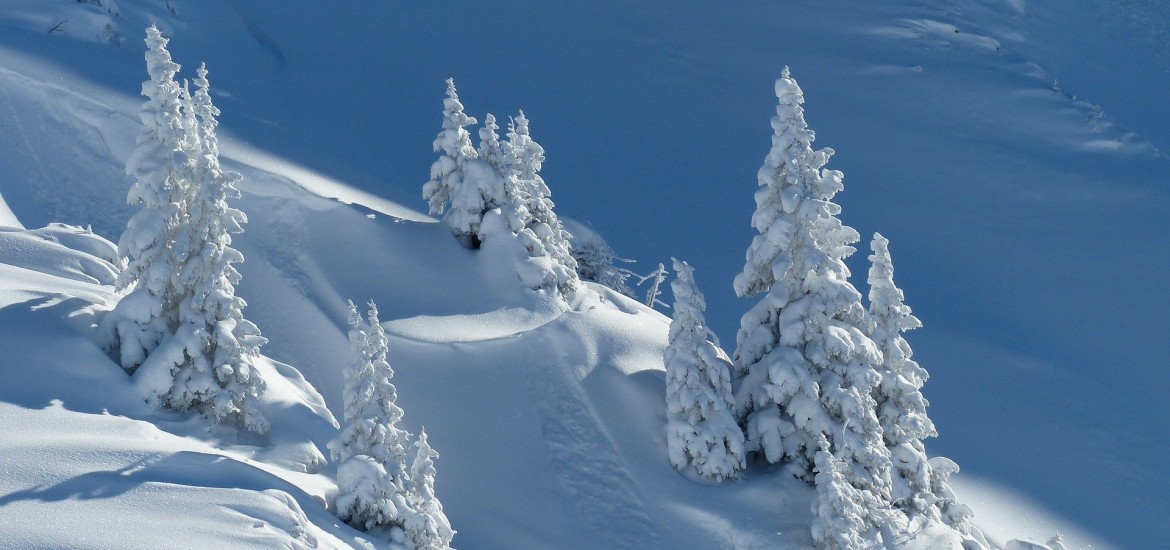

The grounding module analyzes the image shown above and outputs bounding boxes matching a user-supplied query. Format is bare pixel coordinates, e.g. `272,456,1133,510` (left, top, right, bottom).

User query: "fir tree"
868,232,938,518
571,240,636,298
422,78,482,245
731,68,892,512
811,437,881,550
405,429,455,550
157,62,268,432
499,112,578,295
665,258,744,482
329,300,414,533
103,25,191,372
477,113,506,174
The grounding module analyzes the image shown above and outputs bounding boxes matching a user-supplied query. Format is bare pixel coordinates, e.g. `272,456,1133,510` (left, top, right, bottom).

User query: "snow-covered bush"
928,456,974,535
665,258,744,482
732,68,893,538
571,240,636,297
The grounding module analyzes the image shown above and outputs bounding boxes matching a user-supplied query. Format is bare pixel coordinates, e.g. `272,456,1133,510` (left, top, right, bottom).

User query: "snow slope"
1,0,1166,548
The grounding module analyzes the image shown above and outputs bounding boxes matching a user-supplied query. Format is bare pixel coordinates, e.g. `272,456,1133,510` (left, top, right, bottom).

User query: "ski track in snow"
526,324,659,549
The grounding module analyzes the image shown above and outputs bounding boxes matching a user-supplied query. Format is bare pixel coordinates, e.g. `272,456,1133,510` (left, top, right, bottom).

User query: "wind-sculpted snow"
0,0,1165,548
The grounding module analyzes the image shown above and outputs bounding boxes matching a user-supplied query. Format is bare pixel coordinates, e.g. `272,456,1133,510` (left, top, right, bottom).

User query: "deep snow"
1,0,1166,548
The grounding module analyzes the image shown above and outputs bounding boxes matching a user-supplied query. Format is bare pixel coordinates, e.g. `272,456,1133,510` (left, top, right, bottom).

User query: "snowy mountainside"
0,0,1167,548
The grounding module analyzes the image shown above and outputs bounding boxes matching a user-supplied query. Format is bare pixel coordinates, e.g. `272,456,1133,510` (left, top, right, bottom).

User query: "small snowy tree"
571,240,636,298
665,258,744,482
731,68,892,512
811,437,880,550
405,429,455,550
477,113,506,173
928,456,975,535
329,300,414,534
423,78,484,246
103,25,191,372
638,262,670,310
143,62,269,432
868,232,938,518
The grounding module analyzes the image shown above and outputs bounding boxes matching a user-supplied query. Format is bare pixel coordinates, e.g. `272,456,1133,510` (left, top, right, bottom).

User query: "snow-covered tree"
731,68,892,508
868,232,938,518
498,111,578,295
665,258,744,482
423,78,484,246
146,62,269,432
477,113,506,173
928,456,974,535
811,438,881,550
103,25,191,372
638,262,670,310
329,300,414,533
405,429,455,550
571,240,636,298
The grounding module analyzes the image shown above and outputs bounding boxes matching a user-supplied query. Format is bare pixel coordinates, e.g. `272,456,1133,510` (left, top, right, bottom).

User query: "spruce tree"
422,78,485,247
811,437,880,549
571,240,636,298
868,232,938,518
329,300,414,533
159,63,268,432
500,112,578,295
405,429,455,550
104,25,191,372
477,113,506,174
732,68,892,512
665,258,744,482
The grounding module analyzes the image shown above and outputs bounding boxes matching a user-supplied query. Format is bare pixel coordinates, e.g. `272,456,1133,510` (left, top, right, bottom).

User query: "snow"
0,0,1165,548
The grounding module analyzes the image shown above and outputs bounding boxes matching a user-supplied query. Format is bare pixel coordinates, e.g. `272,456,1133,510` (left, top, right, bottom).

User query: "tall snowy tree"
151,62,268,432
329,300,414,534
103,25,191,372
731,68,892,509
665,258,744,482
422,78,495,247
405,429,455,550
868,232,939,519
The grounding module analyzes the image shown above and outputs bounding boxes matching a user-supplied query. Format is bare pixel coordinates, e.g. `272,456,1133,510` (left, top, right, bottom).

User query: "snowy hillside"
2,1,1167,549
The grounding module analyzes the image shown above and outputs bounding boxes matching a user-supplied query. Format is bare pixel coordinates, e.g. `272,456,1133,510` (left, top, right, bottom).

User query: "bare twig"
48,20,67,34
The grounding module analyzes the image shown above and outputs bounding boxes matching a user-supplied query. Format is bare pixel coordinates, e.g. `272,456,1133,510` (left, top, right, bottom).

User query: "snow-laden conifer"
405,429,455,550
868,232,938,518
153,63,268,432
665,258,744,482
928,456,975,535
329,300,414,534
423,78,483,244
477,113,506,174
103,25,191,372
498,112,578,295
571,240,636,298
811,437,881,550
732,68,892,508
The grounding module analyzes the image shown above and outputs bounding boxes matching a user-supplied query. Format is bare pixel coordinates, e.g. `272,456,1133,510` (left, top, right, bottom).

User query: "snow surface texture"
0,0,1163,549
